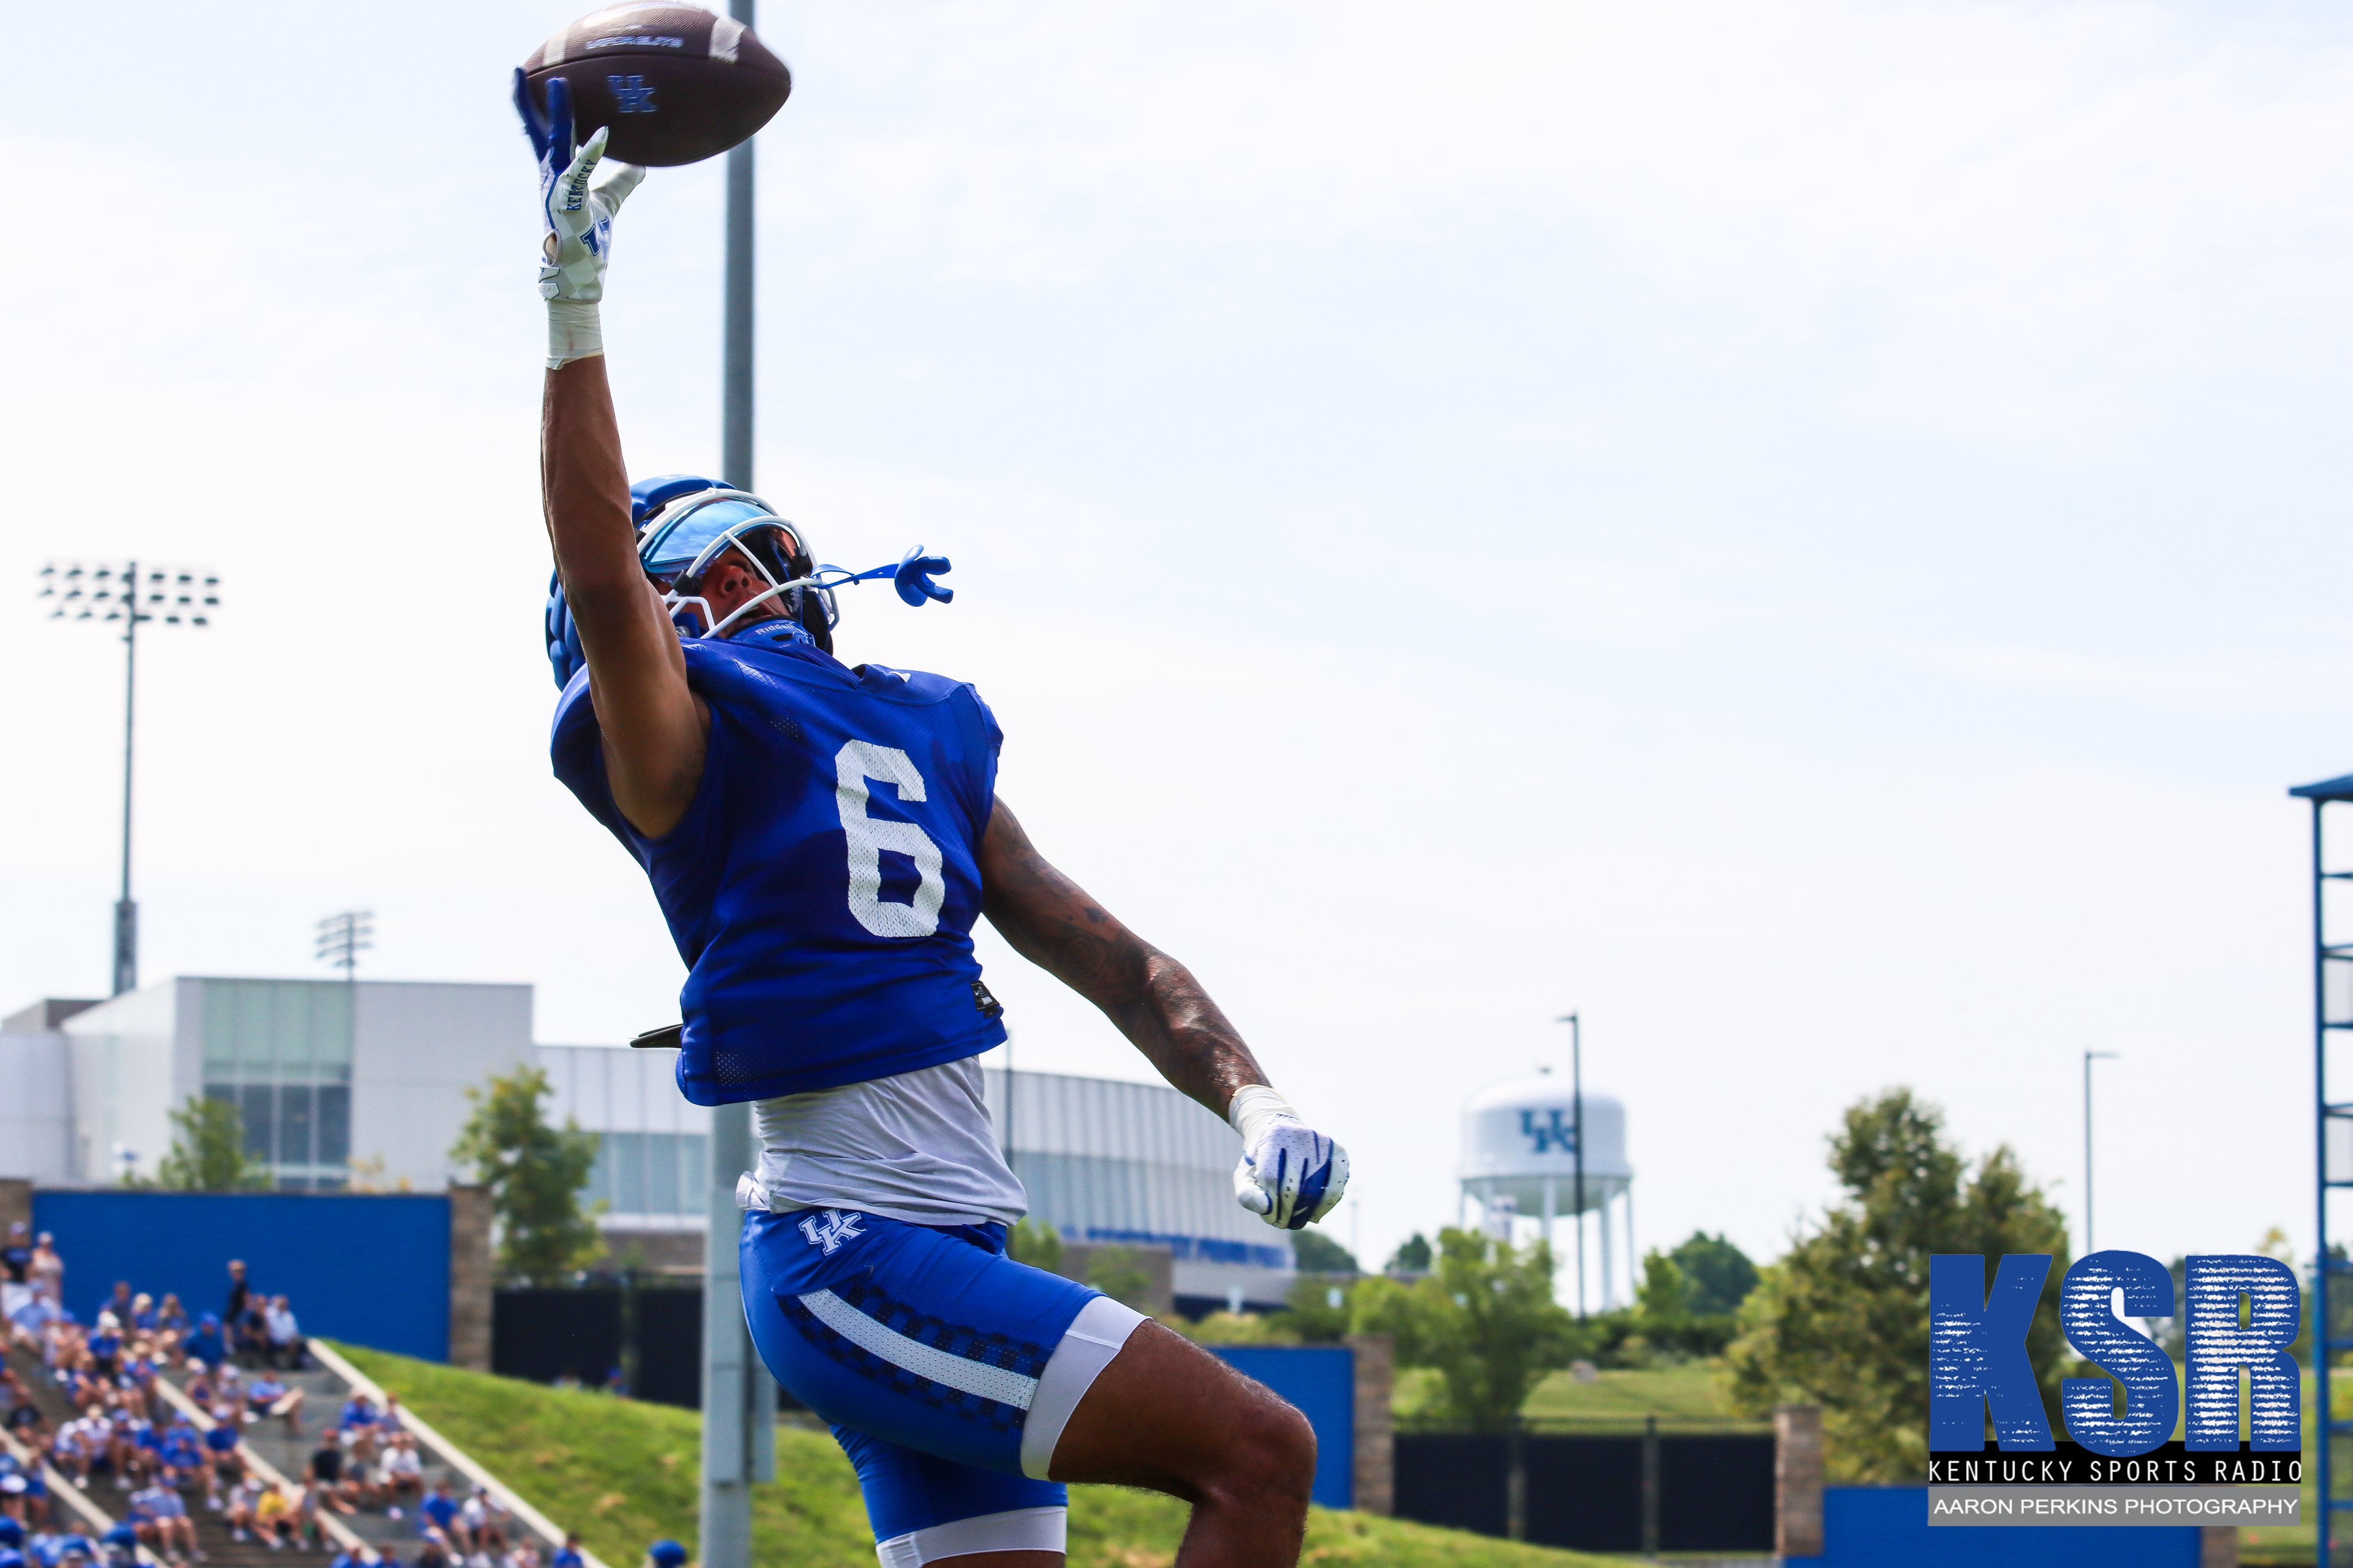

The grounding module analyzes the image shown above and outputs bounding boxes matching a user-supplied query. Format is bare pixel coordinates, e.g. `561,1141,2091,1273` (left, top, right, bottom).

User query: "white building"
5,979,1294,1308
3,978,535,1191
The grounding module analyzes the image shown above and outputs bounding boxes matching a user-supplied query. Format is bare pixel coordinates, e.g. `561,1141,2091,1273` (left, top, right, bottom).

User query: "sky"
6,0,2353,1291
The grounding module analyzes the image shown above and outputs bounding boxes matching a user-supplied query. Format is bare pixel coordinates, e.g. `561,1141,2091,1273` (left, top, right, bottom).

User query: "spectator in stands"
91,1286,132,1333
337,1393,379,1432
262,1299,304,1372
98,1528,137,1568
201,1406,244,1506
26,1238,60,1310
506,1543,541,1568
222,1265,248,1341
550,1535,582,1568
413,1531,451,1568
126,1470,196,1563
252,1482,296,1551
418,1482,458,1543
306,1432,357,1516
378,1435,422,1519
156,1419,202,1494
222,1476,264,1544
645,1541,685,1568
1,1227,29,1326
183,1316,225,1374
83,1321,119,1382
457,1488,506,1567
155,1296,188,1343
244,1370,304,1438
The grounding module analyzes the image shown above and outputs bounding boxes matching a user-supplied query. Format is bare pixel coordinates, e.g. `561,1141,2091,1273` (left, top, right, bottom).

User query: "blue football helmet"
543,476,957,688
545,475,835,687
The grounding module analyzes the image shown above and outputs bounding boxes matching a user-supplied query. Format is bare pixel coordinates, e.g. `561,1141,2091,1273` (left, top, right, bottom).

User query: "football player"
519,78,1351,1568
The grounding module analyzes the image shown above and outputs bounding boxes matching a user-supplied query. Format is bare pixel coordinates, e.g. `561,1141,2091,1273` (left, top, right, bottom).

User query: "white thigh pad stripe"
874,1506,1066,1568
797,1289,1039,1411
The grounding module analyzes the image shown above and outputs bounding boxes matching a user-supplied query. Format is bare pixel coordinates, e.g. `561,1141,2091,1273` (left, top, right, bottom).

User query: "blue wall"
1209,1345,1355,1509
1792,1488,2204,1568
33,1191,451,1362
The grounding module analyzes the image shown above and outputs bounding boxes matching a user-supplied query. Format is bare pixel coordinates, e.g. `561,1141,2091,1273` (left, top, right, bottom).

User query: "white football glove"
1229,1085,1349,1231
538,128,645,368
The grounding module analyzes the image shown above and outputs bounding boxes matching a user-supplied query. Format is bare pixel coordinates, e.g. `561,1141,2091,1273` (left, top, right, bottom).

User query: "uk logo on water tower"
1519,1107,1575,1155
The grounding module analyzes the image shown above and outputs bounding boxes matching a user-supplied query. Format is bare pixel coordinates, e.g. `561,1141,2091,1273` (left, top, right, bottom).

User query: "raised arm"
524,78,704,839
542,357,707,838
979,799,1349,1230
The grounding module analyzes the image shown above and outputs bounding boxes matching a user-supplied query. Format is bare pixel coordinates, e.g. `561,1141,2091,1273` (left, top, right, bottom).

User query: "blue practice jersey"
551,620,1010,1103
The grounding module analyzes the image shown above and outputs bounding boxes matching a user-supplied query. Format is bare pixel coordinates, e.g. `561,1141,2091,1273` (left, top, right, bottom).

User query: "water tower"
1459,1069,1634,1310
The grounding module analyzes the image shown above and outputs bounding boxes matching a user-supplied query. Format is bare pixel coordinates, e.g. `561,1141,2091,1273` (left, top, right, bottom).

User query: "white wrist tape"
546,301,603,369
1227,1084,1302,1146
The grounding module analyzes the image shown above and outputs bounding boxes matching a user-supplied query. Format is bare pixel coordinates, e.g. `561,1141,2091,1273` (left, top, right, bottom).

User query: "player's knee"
1210,1396,1316,1513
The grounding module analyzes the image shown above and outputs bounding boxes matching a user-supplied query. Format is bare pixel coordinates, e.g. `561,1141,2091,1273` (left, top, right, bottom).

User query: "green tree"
1008,1219,1064,1276
1291,1229,1359,1275
1353,1228,1577,1427
1386,1233,1433,1273
450,1065,604,1284
1084,1246,1156,1312
1284,1273,1356,1343
1724,1088,2069,1482
146,1096,271,1191
1669,1231,1759,1316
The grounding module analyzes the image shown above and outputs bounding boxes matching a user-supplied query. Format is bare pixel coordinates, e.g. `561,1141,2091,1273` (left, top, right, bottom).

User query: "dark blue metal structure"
2292,770,2353,1566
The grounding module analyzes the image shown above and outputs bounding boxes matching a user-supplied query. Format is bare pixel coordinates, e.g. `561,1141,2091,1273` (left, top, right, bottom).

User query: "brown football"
521,5,791,168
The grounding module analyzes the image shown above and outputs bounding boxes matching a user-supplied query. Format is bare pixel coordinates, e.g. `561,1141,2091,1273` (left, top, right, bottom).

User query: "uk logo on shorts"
800,1210,865,1254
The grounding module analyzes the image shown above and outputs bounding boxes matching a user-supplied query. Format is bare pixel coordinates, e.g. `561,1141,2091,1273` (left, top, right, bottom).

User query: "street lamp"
2084,1049,2119,1255
1555,1012,1586,1320
37,559,222,995
315,912,375,980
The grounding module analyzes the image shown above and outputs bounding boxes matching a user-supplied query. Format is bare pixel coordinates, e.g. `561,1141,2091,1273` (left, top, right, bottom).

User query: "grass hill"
338,1346,1619,1568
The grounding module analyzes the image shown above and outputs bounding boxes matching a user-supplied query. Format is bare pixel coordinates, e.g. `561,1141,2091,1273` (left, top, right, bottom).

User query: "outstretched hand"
515,71,645,308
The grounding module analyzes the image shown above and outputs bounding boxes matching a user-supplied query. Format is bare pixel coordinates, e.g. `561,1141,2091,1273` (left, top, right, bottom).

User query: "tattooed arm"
977,798,1268,1118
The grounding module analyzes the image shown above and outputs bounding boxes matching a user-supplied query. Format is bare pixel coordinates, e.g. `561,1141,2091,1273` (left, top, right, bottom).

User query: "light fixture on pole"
37,560,222,996
315,912,376,980
2084,1049,2119,1255
1555,1012,1586,1320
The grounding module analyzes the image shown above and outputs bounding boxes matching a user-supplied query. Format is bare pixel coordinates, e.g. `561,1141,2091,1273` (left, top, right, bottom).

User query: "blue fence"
1208,1345,1355,1509
32,1191,452,1362
1791,1488,2204,1567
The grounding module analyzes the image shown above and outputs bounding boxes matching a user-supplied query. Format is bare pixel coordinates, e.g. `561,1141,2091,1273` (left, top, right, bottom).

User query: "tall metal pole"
113,561,139,996
2083,1049,2117,1255
2312,798,2329,1568
1572,1013,1585,1321
721,24,756,492
703,9,773,1561
1555,1013,1586,1320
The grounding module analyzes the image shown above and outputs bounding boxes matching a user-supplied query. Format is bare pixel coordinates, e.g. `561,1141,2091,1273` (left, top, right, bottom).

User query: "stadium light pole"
703,8,777,1566
1555,1013,1586,1320
315,912,375,980
2084,1049,2119,1255
37,560,221,995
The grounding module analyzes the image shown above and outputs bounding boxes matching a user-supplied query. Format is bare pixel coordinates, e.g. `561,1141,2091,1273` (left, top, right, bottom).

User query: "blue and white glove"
514,71,646,369
1229,1085,1349,1231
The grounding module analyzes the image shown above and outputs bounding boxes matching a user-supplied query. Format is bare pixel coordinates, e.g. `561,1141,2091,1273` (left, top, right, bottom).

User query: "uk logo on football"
607,74,658,114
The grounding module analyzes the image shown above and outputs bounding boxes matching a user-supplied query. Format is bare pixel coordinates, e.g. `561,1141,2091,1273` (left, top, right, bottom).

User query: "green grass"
1392,1362,1754,1430
336,1345,1619,1568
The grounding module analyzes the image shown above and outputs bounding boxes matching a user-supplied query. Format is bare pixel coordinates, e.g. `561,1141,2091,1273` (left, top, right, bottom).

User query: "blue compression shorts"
742,1207,1147,1565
